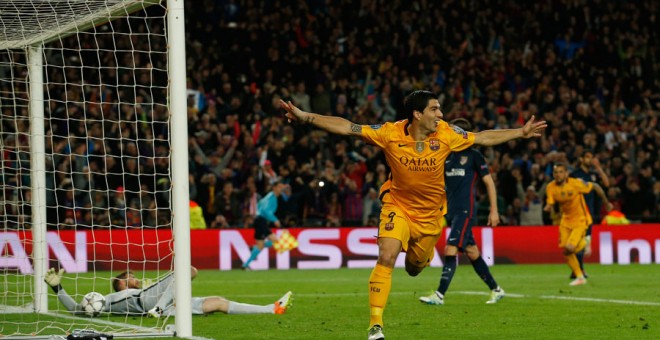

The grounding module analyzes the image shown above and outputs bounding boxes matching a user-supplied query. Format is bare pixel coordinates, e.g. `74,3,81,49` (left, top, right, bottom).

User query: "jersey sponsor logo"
370,124,382,130
384,222,394,231
451,125,468,139
429,138,440,151
460,156,468,165
398,156,439,172
446,168,466,177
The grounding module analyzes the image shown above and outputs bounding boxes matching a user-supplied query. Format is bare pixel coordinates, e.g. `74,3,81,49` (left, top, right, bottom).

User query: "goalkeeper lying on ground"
44,266,292,317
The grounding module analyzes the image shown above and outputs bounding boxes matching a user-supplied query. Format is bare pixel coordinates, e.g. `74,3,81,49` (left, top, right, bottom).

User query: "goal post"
0,0,191,338
167,0,193,336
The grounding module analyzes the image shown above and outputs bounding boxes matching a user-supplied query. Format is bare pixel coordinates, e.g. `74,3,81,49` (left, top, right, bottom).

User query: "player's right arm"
57,289,85,314
44,268,85,314
543,184,555,212
280,100,362,137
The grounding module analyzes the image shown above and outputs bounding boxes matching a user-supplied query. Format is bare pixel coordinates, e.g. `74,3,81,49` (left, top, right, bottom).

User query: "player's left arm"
591,182,613,212
481,174,500,227
474,115,547,146
591,157,610,187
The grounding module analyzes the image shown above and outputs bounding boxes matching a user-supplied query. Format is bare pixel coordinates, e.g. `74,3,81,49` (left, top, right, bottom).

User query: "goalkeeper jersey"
57,272,174,315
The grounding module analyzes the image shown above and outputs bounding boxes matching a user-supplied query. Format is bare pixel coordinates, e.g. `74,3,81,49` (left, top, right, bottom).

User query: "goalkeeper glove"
141,278,154,288
44,268,64,292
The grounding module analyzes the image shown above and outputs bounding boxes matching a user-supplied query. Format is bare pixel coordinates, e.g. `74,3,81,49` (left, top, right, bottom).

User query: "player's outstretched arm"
474,115,547,146
44,267,64,292
44,268,81,313
279,99,362,137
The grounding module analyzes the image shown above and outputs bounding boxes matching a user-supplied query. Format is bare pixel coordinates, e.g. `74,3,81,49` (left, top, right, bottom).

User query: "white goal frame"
1,0,192,338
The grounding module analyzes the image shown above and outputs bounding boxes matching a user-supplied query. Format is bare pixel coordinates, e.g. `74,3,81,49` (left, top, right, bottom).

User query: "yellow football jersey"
362,120,475,222
545,177,594,227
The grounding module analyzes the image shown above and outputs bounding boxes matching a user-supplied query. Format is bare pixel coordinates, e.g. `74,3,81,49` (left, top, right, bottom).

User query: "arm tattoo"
303,116,316,124
350,124,362,133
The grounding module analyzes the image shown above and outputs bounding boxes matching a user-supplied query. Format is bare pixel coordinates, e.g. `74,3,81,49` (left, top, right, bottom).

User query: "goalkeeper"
44,266,292,317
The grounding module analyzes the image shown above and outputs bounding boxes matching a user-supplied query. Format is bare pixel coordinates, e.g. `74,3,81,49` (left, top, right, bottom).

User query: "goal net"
0,0,191,338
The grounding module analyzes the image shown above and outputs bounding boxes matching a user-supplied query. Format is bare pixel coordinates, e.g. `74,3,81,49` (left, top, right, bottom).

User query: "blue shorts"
445,212,476,251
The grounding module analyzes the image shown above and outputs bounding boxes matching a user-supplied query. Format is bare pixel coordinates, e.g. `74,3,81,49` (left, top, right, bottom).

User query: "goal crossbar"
0,0,160,50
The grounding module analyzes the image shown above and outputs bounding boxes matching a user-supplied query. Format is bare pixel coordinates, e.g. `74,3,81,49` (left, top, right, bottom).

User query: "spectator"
5,0,659,230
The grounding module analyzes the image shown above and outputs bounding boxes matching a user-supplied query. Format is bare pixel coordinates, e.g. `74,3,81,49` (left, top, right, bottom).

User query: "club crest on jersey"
384,222,394,231
429,138,440,151
415,142,425,153
460,156,468,165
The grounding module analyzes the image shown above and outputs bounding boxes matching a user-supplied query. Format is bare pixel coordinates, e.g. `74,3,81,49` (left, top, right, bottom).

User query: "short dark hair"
553,162,568,170
450,118,472,132
403,90,436,121
579,149,594,158
112,271,132,292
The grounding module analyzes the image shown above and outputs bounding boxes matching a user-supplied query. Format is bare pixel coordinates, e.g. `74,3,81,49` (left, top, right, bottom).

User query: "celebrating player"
280,90,546,340
544,163,613,286
44,267,292,317
419,118,504,306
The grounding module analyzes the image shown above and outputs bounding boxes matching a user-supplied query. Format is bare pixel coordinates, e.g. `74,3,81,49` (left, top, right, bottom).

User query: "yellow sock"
565,254,583,278
369,264,392,328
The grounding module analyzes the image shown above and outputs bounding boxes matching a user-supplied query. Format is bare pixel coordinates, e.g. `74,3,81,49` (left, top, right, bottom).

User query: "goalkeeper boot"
486,287,505,304
147,306,163,318
419,291,444,305
273,291,293,314
367,324,384,340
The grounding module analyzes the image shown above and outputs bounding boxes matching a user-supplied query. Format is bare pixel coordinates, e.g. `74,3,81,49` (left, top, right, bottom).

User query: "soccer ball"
80,292,105,317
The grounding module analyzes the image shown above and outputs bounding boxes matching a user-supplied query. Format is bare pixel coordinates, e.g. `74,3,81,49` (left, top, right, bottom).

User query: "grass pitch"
3,264,660,339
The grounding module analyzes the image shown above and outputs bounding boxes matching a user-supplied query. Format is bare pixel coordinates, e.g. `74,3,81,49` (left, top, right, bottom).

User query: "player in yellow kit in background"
544,163,613,286
280,90,546,340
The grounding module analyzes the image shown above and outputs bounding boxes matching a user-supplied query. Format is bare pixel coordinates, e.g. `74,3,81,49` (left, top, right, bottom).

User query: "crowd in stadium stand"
178,0,659,228
2,0,658,230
